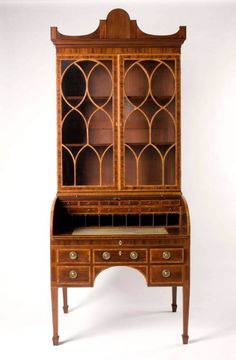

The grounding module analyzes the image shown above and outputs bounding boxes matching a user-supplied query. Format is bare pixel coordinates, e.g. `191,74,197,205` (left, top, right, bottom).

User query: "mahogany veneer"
50,8,190,346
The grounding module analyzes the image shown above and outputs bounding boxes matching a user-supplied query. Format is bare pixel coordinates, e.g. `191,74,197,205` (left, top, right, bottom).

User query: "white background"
0,0,236,359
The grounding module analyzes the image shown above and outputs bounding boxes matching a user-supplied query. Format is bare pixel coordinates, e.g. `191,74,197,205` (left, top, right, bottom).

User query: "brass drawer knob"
69,270,78,279
162,251,171,260
162,269,171,278
69,251,78,260
130,251,138,260
102,251,111,260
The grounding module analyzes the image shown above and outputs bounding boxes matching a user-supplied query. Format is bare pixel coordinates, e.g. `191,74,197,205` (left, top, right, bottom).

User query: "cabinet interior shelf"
125,142,175,146
65,96,111,101
126,95,174,102
64,143,112,147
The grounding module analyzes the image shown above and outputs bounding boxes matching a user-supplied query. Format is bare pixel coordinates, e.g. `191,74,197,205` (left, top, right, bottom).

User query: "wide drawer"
57,266,91,285
93,249,147,263
150,248,184,263
57,249,90,264
150,265,183,285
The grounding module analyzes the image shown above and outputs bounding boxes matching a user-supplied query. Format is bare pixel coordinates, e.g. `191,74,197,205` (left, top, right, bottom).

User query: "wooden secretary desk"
50,8,190,346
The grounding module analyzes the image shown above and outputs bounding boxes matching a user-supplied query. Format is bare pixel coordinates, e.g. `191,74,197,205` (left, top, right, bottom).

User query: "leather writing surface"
72,226,168,235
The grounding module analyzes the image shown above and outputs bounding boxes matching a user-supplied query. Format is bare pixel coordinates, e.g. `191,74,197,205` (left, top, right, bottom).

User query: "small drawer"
150,265,183,285
140,200,156,205
119,200,138,205
79,201,99,206
75,207,98,214
162,206,180,212
93,249,147,263
57,249,90,264
150,248,184,263
102,207,130,214
63,201,78,207
141,206,163,213
57,266,90,285
162,200,180,206
100,201,111,205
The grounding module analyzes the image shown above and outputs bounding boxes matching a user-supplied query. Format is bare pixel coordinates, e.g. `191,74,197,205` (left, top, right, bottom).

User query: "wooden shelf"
126,142,175,146
64,143,112,147
126,95,174,105
65,96,111,101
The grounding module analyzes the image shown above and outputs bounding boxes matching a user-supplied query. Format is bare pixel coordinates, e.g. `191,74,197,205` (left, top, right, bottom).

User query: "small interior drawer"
57,266,90,285
101,207,133,214
57,249,90,264
79,201,99,206
93,249,147,263
150,265,183,285
150,248,184,263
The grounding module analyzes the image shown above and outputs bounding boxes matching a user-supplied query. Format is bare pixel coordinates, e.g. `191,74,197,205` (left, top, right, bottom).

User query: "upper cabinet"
51,8,186,194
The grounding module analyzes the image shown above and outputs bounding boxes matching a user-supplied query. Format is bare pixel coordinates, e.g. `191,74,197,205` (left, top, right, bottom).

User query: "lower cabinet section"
57,266,91,286
149,265,183,285
52,246,185,286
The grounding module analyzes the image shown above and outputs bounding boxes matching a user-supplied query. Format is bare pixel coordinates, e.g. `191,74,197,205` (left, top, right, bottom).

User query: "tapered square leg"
62,288,69,313
51,287,59,345
182,282,190,344
172,286,177,312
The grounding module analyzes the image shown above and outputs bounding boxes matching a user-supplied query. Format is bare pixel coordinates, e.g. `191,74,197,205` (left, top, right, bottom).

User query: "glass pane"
125,146,137,185
62,111,87,145
62,63,86,106
164,146,176,185
76,147,100,185
138,146,162,185
125,110,149,144
101,146,113,185
124,63,149,106
151,63,175,106
62,147,74,185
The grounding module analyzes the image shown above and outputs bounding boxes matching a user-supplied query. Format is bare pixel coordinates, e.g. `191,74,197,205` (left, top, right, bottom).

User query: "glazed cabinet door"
120,55,180,191
58,56,118,191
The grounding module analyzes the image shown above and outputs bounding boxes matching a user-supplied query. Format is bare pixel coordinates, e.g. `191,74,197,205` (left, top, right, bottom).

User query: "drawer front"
57,249,90,264
141,206,180,213
72,207,99,214
150,265,183,285
79,201,99,206
93,249,147,263
119,200,139,206
150,248,184,263
57,266,90,285
101,207,135,214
